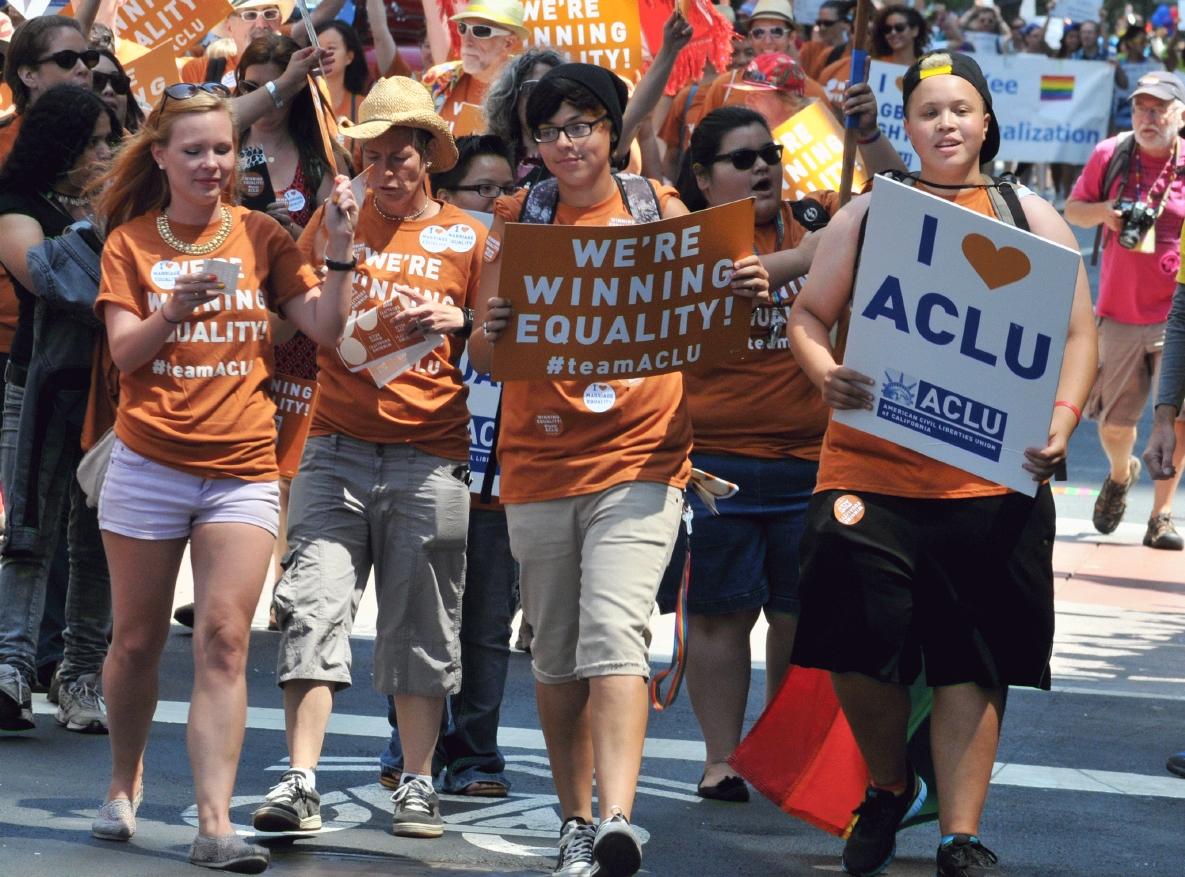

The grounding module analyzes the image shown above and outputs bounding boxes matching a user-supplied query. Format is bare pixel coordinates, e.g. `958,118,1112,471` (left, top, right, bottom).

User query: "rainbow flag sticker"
1040,75,1074,100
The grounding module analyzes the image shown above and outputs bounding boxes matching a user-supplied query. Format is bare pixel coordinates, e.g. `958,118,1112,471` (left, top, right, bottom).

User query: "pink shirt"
1071,135,1185,325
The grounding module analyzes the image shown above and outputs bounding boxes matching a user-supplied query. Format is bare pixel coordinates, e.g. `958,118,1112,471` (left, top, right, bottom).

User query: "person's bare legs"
764,610,799,704
931,684,1005,836
1099,422,1139,484
588,674,649,821
102,533,187,805
1150,420,1185,516
830,672,911,786
537,679,594,821
187,522,274,838
284,680,334,769
685,609,759,787
393,695,446,776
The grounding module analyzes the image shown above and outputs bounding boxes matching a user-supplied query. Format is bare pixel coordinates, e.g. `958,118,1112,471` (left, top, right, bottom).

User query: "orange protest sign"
492,199,755,382
523,0,644,76
271,374,319,479
774,101,867,201
450,102,485,138
114,0,234,56
123,41,181,113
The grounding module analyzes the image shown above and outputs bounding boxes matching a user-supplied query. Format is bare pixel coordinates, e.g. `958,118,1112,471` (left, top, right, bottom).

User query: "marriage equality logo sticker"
832,177,1080,495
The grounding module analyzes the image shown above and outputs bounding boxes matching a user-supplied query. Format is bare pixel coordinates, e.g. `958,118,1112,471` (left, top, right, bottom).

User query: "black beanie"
528,63,628,141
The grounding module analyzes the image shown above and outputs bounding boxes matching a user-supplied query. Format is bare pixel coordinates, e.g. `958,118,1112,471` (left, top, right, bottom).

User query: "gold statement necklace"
157,206,233,256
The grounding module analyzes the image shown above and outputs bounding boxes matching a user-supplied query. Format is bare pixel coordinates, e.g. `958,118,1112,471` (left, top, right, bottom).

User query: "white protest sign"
963,31,1003,55
833,177,1079,495
7,0,52,18
1044,17,1064,52
1058,0,1099,23
794,0,824,26
459,352,501,498
870,54,1113,165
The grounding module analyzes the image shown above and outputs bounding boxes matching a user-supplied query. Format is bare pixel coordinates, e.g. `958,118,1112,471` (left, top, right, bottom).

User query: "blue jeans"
0,380,111,685
381,508,517,791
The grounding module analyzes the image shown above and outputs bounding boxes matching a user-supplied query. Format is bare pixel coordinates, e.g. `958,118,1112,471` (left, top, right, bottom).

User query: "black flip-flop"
696,774,750,803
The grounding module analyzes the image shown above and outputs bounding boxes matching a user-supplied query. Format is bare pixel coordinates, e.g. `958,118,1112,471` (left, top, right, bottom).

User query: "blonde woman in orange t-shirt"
89,84,358,873
471,64,768,877
786,53,1095,877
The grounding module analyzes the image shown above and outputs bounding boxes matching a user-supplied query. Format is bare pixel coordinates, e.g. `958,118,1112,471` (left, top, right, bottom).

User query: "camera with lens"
1114,199,1158,250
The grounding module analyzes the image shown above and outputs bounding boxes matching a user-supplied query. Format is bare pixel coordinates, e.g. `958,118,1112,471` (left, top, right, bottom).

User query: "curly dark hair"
0,84,121,196
316,20,369,97
871,5,928,60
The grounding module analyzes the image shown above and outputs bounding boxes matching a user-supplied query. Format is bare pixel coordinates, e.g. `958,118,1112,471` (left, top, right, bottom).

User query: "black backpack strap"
205,56,227,84
520,176,560,224
478,393,502,504
614,173,662,223
980,174,1029,231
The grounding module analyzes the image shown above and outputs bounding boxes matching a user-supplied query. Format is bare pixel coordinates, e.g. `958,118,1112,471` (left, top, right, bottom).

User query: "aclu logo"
877,370,1008,462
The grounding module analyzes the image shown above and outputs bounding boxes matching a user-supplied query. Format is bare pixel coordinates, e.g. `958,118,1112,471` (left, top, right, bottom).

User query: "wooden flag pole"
838,0,871,206
293,0,341,169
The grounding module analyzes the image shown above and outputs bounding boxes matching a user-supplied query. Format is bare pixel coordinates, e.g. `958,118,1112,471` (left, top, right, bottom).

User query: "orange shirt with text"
299,198,483,460
816,186,1014,499
96,206,320,480
684,193,839,460
490,184,693,504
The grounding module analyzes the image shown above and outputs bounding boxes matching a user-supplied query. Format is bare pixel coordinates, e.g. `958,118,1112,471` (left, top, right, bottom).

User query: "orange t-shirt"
299,199,484,460
0,114,20,354
684,193,839,461
799,41,847,82
815,186,1014,499
490,184,693,505
96,206,321,481
701,67,832,115
181,54,239,87
658,81,710,151
438,73,487,136
818,55,855,111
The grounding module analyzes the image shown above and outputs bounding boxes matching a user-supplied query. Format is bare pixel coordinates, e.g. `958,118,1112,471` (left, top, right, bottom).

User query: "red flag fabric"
644,0,734,95
729,665,869,837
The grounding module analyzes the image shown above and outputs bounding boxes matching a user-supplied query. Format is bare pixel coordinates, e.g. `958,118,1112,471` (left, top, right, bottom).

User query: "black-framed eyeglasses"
33,49,101,71
236,7,281,21
749,26,788,39
457,21,512,38
882,21,910,33
93,70,131,96
160,82,231,111
449,183,518,198
534,115,609,144
709,143,783,170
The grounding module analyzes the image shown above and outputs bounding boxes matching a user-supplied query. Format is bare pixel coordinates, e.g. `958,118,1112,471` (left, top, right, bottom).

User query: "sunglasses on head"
882,21,910,33
749,26,788,39
709,143,783,171
34,49,101,71
160,82,231,110
457,21,512,38
521,78,541,96
236,7,281,21
93,70,131,96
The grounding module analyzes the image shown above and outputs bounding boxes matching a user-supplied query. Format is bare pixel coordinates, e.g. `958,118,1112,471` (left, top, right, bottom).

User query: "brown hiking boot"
1145,513,1185,550
1093,456,1141,534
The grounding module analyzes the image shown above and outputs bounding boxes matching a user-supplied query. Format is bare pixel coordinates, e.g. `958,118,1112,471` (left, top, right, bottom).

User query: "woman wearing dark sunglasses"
94,49,145,135
871,5,928,67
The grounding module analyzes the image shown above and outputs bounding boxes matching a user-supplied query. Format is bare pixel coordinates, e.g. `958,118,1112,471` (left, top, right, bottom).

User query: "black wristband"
455,307,474,339
324,256,357,272
162,307,183,325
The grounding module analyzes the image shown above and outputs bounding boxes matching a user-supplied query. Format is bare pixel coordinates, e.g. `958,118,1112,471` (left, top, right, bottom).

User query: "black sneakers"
252,769,322,832
590,808,643,877
936,834,1005,876
841,768,928,876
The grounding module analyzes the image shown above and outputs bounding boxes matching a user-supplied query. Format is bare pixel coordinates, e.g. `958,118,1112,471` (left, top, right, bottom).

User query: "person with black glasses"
800,0,853,81
94,48,145,134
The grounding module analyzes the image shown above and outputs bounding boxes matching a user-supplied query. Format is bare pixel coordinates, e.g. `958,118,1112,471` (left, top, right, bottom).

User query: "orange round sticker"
833,494,865,526
535,412,564,437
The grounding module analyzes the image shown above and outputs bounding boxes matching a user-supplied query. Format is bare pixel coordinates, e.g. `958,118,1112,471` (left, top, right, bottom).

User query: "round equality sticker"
446,224,476,253
150,260,182,291
284,188,307,214
583,383,616,413
241,172,266,198
833,494,865,526
535,412,564,436
419,225,450,253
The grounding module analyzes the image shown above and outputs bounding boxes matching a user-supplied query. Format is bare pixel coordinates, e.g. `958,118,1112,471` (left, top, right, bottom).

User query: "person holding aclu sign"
90,84,359,873
471,63,769,877
254,77,485,843
786,52,1096,877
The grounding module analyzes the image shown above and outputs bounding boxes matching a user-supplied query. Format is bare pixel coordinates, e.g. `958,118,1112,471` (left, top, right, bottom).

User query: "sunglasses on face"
749,26,788,40
93,70,131,96
237,79,262,95
534,115,608,144
450,183,518,198
882,21,910,33
160,81,231,110
457,22,512,38
816,18,840,27
709,143,784,170
236,8,281,22
34,49,101,71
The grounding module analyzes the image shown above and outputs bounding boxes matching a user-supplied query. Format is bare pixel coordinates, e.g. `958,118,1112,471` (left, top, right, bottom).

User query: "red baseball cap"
734,53,807,96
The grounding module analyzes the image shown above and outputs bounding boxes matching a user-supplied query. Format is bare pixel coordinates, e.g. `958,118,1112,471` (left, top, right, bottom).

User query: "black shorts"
791,486,1056,690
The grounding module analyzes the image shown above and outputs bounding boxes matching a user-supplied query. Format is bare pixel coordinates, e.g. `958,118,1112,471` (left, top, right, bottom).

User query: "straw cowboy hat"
451,0,529,40
339,77,459,172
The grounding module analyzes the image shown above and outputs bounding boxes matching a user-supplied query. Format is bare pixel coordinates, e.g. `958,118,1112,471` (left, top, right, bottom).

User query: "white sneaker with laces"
555,816,595,877
55,673,107,733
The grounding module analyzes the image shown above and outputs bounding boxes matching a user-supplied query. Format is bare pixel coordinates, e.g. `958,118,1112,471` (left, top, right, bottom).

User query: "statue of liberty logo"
881,371,917,407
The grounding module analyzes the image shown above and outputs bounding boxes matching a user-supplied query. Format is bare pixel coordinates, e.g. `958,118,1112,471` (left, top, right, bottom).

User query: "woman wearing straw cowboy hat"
422,0,528,134
253,76,488,842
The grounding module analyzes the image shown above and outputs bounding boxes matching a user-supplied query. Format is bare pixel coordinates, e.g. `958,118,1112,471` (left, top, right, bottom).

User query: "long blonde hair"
95,91,239,233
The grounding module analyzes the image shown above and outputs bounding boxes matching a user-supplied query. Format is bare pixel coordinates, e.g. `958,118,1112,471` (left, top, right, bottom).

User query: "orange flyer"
337,299,444,387
271,374,319,479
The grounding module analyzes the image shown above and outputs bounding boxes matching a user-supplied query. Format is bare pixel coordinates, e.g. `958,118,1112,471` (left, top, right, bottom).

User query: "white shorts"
98,439,281,540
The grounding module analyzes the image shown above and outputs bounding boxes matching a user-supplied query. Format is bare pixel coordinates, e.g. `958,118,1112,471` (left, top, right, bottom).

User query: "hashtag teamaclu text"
492,200,757,382
152,358,257,378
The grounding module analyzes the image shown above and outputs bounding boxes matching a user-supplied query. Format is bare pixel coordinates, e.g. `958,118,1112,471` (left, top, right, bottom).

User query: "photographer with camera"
1066,71,1185,549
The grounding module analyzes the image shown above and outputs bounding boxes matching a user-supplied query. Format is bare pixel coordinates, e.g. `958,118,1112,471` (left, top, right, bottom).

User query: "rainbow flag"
1040,75,1075,100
